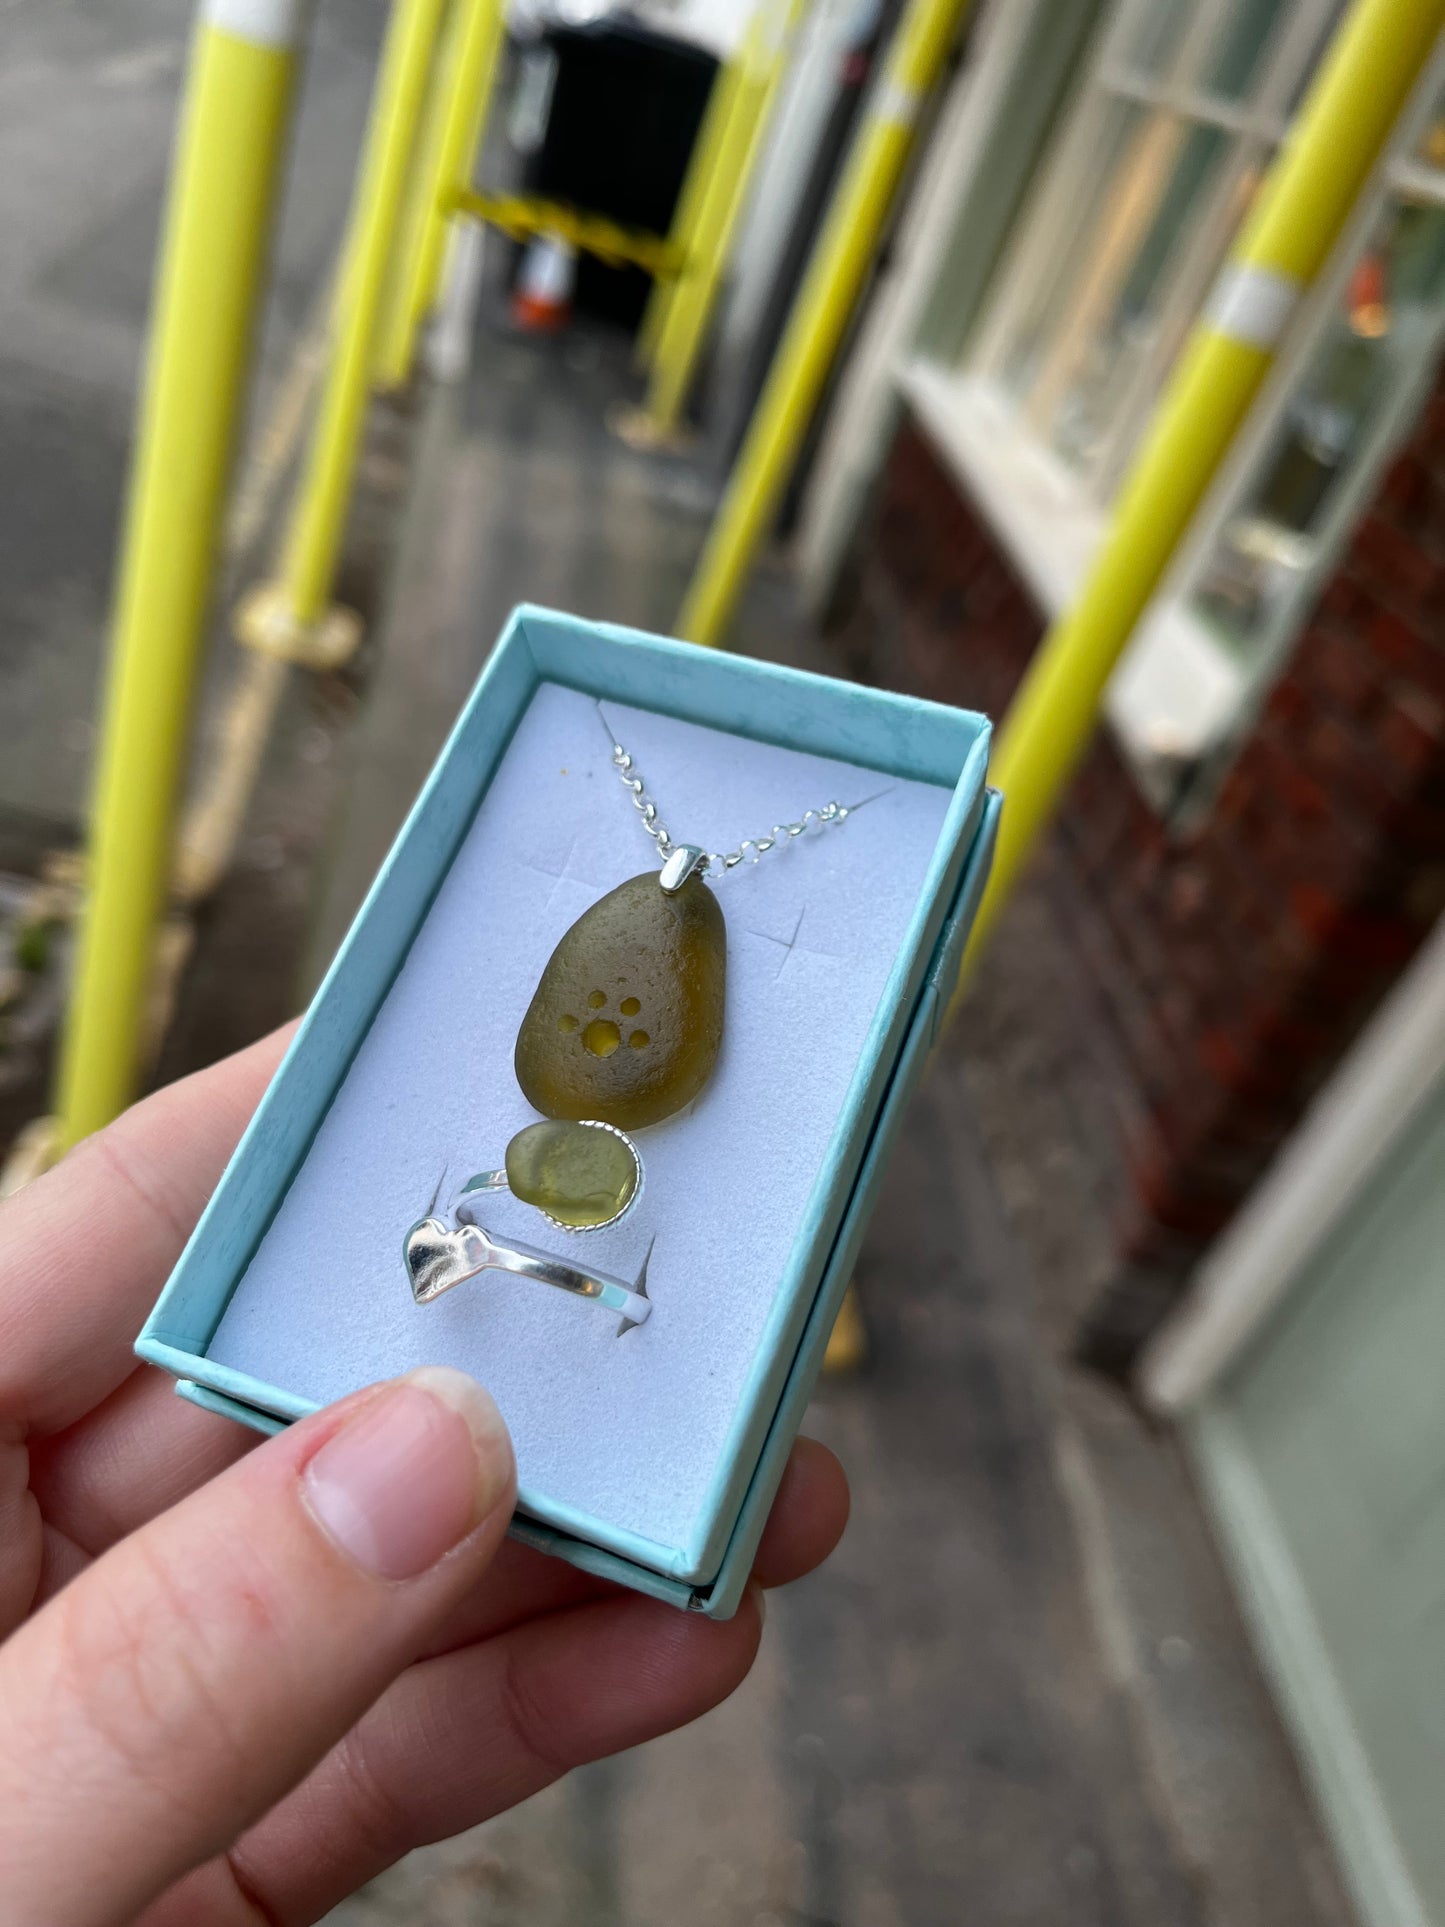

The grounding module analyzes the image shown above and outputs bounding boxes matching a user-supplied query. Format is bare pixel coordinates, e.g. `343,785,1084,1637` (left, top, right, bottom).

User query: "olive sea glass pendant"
515,865,726,1131
503,1118,641,1230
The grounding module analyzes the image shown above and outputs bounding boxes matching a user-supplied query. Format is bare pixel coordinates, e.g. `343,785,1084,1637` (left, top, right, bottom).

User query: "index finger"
0,1024,293,1434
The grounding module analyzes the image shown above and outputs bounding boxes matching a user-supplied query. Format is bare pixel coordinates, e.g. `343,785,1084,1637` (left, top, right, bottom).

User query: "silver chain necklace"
605,727,850,880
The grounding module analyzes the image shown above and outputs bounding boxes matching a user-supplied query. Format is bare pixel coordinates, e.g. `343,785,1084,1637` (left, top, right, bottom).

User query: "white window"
890,0,1445,805
974,0,1344,497
1188,155,1445,671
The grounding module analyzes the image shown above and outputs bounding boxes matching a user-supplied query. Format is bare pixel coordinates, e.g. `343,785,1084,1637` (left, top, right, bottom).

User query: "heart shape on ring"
404,1217,491,1304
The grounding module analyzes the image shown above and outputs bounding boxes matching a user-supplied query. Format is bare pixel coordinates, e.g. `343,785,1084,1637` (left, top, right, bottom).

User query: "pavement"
0,0,389,840
0,12,1357,1923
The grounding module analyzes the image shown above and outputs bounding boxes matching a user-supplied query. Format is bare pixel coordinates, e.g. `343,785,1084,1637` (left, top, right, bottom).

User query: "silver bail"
659,844,708,893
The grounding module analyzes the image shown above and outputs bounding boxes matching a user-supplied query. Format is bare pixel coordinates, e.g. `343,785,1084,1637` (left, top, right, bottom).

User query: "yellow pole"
238,0,449,663
55,0,307,1147
635,48,744,371
374,0,506,391
678,0,973,645
961,0,1444,975
642,0,809,436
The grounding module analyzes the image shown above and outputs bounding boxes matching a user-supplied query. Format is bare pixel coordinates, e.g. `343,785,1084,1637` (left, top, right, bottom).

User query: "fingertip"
752,1436,850,1589
300,1372,513,1583
665,1584,764,1707
402,1366,516,1510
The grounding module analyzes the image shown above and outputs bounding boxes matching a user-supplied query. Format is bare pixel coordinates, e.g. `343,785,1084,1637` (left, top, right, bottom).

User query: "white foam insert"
210,684,953,1558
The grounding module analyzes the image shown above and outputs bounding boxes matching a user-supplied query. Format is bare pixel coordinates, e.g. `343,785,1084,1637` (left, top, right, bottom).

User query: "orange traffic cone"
512,234,575,333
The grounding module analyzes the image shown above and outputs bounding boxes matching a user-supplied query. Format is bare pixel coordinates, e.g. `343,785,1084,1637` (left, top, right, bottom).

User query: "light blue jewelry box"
137,605,997,1619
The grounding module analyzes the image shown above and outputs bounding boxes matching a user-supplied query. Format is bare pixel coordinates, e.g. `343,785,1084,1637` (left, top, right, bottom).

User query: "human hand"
0,1029,849,1926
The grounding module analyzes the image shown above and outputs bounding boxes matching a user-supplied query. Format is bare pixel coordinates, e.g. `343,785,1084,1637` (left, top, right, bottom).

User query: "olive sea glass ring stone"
457,1119,643,1233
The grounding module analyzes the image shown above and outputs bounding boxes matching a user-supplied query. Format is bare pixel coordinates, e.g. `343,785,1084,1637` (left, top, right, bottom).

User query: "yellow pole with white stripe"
641,0,809,436
959,0,1444,977
238,0,449,662
678,0,973,645
374,0,507,391
634,46,745,371
56,0,309,1147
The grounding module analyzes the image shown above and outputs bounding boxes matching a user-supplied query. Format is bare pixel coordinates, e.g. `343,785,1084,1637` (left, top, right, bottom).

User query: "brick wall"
833,378,1445,1371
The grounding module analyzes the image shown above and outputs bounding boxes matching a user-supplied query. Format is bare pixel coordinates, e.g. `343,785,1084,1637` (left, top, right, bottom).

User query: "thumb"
0,1368,514,1927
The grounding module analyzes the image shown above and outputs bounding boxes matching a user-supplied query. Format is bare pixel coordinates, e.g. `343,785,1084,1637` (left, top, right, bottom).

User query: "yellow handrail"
635,46,744,369
56,1,307,1146
677,0,975,645
236,0,449,666
640,0,809,435
375,0,507,391
959,0,1445,981
448,188,685,277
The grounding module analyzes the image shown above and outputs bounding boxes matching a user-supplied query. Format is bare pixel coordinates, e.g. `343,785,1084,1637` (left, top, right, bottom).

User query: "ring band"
404,1204,652,1329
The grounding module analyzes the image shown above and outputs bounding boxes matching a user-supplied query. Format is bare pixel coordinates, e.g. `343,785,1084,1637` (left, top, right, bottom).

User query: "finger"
423,1432,852,1658
0,1418,42,1634
36,1325,847,1597
150,1440,840,1922
0,1024,294,1434
28,1366,258,1556
36,1522,90,1602
422,1534,609,1649
38,1414,844,1637
34,1388,818,1662
33,1365,597,1631
0,1367,515,1927
221,1587,764,1925
751,1436,850,1589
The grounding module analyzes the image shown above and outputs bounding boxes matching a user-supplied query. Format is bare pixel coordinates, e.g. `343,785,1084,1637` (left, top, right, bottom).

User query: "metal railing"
50,0,791,1146
47,0,1443,1157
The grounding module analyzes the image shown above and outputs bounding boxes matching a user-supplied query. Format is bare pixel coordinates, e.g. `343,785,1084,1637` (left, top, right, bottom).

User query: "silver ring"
403,1185,652,1331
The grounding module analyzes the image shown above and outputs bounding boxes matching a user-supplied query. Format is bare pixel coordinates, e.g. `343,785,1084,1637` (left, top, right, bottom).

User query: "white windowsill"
897,359,1248,784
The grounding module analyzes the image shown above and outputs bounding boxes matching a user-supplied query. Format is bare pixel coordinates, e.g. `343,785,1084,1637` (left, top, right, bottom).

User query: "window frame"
894,7,1445,808
1176,134,1445,730
970,0,1341,498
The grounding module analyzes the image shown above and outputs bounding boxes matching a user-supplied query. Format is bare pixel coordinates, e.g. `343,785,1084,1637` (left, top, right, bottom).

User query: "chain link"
608,735,848,877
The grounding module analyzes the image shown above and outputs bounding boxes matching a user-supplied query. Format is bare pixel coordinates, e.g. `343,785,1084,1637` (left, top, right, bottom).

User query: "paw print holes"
559,988,649,1059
